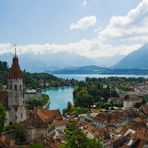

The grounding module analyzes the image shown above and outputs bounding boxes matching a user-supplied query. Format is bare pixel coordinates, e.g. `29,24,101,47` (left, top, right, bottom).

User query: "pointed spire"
14,44,17,58
8,44,23,79
15,47,16,57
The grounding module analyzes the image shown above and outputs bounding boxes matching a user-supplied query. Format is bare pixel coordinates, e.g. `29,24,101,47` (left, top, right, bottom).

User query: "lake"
55,74,148,81
42,86,74,112
43,74,148,112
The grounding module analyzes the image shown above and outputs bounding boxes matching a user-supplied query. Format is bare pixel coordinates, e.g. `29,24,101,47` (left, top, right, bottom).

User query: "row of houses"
79,104,148,147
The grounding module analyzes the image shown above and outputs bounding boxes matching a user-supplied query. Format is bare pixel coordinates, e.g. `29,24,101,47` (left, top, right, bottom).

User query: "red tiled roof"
140,104,148,115
35,109,63,122
23,109,63,128
34,136,60,148
8,56,23,79
0,91,8,109
23,111,50,128
0,135,16,148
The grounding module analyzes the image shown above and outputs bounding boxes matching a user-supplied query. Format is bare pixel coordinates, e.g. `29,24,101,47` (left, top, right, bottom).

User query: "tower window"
14,85,17,91
10,84,12,90
20,84,21,91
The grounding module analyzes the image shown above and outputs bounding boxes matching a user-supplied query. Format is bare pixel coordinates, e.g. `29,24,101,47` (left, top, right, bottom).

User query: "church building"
0,50,27,124
7,51,27,123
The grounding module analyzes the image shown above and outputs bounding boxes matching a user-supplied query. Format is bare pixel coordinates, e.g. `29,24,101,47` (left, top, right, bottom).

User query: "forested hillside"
0,60,76,89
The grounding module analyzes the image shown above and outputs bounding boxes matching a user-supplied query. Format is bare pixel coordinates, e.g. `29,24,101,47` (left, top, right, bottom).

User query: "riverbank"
43,100,51,109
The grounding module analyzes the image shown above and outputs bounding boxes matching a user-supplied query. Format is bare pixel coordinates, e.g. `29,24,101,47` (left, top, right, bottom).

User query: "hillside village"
0,52,147,148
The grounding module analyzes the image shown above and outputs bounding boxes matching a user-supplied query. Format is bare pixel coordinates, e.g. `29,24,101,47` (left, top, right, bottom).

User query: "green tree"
75,89,93,108
124,95,130,100
67,101,73,112
42,94,49,104
26,94,49,110
88,84,98,97
0,103,6,133
0,84,4,91
30,141,44,148
15,124,27,144
61,122,103,148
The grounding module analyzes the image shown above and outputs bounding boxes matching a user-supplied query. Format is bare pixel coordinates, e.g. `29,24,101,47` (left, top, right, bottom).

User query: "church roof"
8,56,23,79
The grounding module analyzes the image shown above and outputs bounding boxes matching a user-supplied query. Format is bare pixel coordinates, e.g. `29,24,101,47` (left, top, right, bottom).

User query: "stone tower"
8,49,27,123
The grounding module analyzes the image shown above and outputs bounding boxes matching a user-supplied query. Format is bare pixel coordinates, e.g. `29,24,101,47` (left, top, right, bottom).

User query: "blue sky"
0,0,141,44
0,0,147,57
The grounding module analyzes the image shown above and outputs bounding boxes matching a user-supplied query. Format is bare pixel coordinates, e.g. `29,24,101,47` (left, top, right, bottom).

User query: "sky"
0,0,148,58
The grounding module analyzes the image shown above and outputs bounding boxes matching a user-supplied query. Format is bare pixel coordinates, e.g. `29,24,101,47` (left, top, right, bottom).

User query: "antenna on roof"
14,44,17,57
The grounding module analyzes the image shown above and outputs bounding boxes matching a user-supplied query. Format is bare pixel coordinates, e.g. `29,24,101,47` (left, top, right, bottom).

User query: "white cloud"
82,0,98,6
99,0,148,45
70,16,97,30
0,40,99,57
82,0,87,6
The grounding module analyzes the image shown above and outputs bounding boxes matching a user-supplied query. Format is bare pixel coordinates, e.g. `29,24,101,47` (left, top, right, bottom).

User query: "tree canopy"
61,122,103,148
15,124,27,144
0,103,6,133
26,94,49,110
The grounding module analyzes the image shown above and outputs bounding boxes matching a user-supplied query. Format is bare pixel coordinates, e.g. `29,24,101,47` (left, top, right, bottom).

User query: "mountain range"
114,44,148,69
0,43,148,73
0,52,123,72
0,53,95,72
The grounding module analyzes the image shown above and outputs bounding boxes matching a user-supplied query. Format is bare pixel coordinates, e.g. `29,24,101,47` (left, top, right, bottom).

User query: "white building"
24,89,42,101
123,97,143,108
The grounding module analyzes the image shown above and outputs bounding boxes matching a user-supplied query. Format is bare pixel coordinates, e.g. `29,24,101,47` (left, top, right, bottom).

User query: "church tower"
8,48,27,123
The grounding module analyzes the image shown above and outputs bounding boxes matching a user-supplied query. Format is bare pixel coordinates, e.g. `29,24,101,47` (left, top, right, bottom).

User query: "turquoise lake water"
55,74,148,81
43,74,148,112
42,86,74,112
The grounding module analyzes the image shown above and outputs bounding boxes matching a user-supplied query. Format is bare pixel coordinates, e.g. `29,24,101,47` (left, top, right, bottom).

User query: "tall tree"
0,103,6,133
75,89,93,108
15,124,27,144
30,141,44,148
67,101,73,112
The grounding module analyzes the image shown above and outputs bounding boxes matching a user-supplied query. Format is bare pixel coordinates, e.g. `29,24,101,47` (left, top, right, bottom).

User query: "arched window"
10,84,12,90
20,84,22,91
14,84,17,91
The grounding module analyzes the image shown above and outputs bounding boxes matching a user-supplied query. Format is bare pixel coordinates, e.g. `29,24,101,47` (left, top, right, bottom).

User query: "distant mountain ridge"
0,52,124,72
1,53,148,74
51,65,148,75
52,65,108,74
114,44,148,69
0,52,96,72
1,44,148,72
